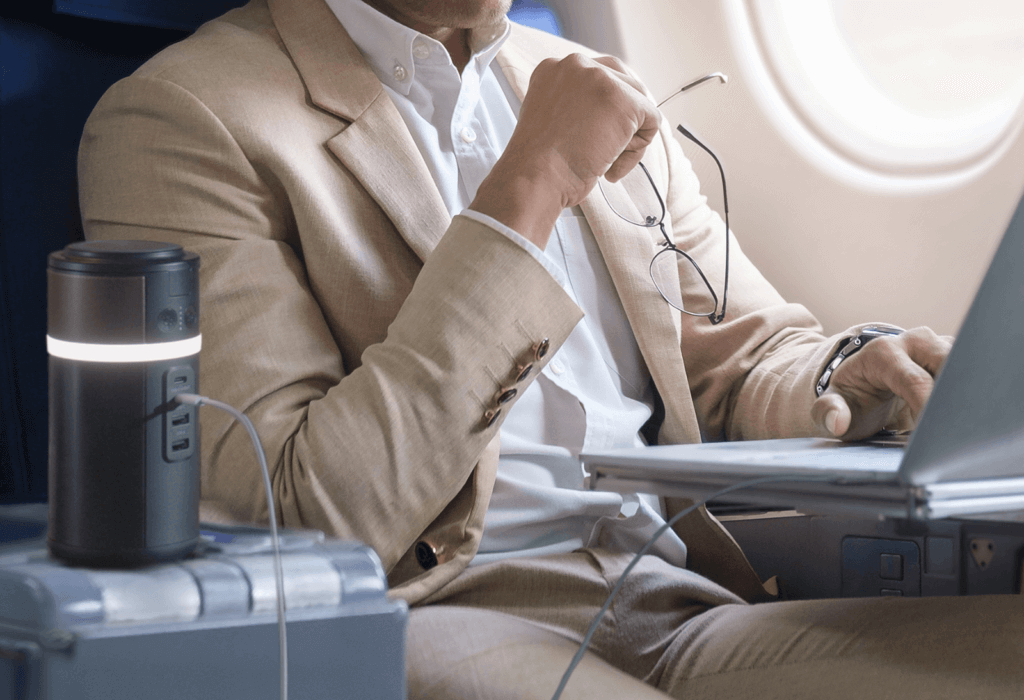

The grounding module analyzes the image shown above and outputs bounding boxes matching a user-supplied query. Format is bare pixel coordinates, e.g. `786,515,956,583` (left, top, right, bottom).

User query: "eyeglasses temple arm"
676,124,731,324
657,72,728,109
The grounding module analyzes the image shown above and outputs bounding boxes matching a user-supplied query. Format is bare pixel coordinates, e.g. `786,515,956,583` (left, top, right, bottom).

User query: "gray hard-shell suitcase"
0,524,408,699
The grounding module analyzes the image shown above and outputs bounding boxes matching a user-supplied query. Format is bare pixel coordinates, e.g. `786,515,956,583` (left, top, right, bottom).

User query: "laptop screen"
900,191,1024,485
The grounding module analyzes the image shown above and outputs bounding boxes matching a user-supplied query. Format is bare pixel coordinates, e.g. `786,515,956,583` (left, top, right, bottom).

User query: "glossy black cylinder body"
47,241,201,567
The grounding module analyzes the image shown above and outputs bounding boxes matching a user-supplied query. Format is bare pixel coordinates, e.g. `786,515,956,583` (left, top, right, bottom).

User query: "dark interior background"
0,0,562,505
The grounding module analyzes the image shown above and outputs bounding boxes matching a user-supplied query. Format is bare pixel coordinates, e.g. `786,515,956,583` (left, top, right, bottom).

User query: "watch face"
861,325,904,337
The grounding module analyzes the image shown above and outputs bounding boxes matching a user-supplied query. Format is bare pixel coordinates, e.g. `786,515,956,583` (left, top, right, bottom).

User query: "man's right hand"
471,53,661,248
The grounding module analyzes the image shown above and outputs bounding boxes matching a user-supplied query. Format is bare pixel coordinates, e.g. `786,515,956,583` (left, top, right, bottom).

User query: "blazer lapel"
580,183,701,444
326,100,453,262
268,0,451,262
497,36,701,444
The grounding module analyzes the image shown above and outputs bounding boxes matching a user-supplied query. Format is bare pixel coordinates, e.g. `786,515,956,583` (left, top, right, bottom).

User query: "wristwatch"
816,325,904,396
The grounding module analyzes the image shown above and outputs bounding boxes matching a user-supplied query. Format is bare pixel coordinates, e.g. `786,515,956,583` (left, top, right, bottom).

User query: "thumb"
811,392,852,438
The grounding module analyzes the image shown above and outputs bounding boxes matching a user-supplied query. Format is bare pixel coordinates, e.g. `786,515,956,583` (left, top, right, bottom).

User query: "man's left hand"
810,327,954,440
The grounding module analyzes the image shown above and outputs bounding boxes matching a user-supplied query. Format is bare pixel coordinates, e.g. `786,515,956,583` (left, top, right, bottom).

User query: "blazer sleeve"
78,74,583,575
657,119,863,441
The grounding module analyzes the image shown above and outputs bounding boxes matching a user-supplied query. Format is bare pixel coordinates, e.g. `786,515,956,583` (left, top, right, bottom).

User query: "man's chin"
401,0,514,30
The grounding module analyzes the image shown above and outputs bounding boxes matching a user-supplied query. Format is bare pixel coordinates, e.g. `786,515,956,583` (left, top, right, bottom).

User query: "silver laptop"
582,193,1024,521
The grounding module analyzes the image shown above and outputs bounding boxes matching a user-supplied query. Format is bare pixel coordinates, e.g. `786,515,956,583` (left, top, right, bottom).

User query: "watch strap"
816,325,904,396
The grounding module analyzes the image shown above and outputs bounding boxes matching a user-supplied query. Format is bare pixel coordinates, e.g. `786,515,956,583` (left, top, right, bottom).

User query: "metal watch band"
815,325,904,396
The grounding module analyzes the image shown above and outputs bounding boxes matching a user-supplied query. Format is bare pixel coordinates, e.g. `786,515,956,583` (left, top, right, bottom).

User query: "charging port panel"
164,366,197,462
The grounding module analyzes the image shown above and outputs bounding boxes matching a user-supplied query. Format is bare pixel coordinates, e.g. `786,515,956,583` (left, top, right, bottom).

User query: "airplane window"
508,0,564,37
835,0,1024,119
746,0,1024,176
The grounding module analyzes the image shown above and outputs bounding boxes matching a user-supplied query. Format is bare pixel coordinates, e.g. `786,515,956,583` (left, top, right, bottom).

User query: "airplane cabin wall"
553,0,1024,336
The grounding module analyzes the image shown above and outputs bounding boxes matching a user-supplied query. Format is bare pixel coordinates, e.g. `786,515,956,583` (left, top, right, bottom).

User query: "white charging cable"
550,473,868,699
175,393,288,700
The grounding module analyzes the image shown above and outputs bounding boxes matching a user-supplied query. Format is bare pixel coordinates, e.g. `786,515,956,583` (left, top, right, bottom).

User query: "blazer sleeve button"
534,338,550,360
415,541,438,570
496,387,518,405
515,363,533,383
484,407,502,428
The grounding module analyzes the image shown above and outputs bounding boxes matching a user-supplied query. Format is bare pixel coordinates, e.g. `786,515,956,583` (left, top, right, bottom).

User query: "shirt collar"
324,0,511,96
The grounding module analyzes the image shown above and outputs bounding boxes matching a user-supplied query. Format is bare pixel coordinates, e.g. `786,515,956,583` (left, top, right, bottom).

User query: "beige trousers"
407,549,1024,699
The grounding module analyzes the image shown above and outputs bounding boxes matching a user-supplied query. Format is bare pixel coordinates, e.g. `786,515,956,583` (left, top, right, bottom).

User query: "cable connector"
174,393,205,406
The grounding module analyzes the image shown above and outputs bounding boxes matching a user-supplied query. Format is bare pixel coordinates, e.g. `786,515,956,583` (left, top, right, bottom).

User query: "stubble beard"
371,0,513,32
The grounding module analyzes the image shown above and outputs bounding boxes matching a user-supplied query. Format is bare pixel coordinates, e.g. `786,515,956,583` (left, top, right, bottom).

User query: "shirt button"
412,42,430,60
460,127,477,143
551,360,565,375
393,63,408,81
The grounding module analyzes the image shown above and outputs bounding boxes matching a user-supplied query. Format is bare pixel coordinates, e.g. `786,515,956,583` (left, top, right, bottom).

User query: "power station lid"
49,240,198,274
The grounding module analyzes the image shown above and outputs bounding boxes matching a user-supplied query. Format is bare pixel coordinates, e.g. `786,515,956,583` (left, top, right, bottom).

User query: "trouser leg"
406,605,675,700
655,594,1024,699
406,549,741,699
406,549,1024,699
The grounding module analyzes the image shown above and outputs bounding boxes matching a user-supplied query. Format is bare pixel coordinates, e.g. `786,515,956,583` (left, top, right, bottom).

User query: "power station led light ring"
46,335,202,363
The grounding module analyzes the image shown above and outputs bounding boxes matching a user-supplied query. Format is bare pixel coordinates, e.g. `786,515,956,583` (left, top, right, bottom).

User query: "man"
78,0,1023,697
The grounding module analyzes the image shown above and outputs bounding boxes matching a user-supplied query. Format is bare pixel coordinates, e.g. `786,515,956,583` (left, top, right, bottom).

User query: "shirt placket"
451,68,495,204
540,220,617,460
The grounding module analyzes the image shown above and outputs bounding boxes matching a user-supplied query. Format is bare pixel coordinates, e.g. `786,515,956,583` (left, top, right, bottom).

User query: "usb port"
171,439,190,452
171,413,190,427
173,375,188,385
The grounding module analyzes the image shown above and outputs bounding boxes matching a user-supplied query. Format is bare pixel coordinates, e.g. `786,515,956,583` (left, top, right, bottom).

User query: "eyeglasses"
598,73,731,325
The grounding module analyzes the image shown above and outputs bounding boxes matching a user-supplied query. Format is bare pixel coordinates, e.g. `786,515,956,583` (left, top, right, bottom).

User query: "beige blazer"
79,0,854,604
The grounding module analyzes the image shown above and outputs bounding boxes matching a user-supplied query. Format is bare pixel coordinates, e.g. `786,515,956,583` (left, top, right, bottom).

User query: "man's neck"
359,0,473,72
440,28,472,73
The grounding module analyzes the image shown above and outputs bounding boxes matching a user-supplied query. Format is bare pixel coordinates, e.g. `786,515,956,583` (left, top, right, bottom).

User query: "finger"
588,57,660,182
592,56,661,133
814,389,902,440
811,392,852,437
883,396,914,433
885,360,935,422
604,112,661,182
605,142,651,181
900,327,954,377
589,54,643,92
861,337,937,421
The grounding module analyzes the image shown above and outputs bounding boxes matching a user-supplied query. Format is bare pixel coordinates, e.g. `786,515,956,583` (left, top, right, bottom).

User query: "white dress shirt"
325,0,687,567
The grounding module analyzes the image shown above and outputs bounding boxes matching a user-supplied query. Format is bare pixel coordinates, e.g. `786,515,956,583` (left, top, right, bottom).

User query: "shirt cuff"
461,208,566,286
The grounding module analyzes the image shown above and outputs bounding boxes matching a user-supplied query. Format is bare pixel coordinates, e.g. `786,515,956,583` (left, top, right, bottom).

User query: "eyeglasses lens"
597,164,664,228
650,247,718,317
600,157,725,323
